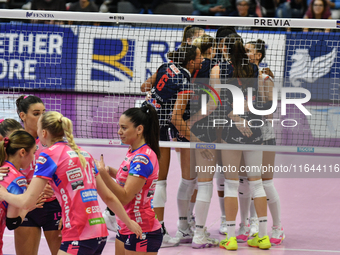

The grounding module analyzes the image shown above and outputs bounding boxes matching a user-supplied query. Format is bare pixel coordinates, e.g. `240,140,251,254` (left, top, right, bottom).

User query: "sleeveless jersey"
115,144,161,235
33,142,108,242
0,161,27,255
148,63,192,126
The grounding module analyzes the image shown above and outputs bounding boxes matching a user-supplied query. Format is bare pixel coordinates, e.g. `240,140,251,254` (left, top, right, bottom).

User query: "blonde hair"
40,111,86,169
192,34,215,55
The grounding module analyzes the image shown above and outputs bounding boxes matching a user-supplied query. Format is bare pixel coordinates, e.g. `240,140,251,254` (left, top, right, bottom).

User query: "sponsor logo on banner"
66,168,83,181
26,12,55,18
297,147,314,153
132,155,149,165
91,38,135,81
337,20,340,28
80,189,97,202
181,17,194,22
254,19,290,27
196,143,216,149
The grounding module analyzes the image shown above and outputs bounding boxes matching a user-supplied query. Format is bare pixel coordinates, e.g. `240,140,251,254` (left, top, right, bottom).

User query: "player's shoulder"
132,145,156,163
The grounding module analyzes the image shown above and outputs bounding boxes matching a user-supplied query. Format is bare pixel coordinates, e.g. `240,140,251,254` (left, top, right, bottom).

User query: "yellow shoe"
247,233,271,249
219,235,238,250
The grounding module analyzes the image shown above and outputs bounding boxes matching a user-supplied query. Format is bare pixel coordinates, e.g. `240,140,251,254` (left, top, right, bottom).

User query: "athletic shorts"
116,228,162,252
60,237,107,255
170,124,189,142
263,138,276,146
191,116,216,143
222,125,262,144
21,199,62,231
159,126,171,141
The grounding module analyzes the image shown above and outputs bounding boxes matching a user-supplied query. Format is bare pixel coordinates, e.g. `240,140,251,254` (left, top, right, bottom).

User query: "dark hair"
123,104,160,159
167,44,198,68
247,39,266,63
0,119,23,137
0,130,35,166
216,27,236,44
311,0,328,18
16,95,44,121
181,26,205,47
224,34,254,79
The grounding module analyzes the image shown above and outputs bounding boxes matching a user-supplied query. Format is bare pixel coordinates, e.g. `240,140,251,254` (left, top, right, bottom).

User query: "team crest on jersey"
134,164,141,172
66,168,83,181
36,156,47,165
132,155,149,165
92,38,135,82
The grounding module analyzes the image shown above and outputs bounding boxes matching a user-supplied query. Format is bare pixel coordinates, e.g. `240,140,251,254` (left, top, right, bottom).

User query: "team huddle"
0,25,284,255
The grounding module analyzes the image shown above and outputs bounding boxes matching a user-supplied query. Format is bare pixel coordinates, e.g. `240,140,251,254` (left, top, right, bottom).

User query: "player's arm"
0,177,47,210
187,65,221,128
95,172,142,238
6,205,29,230
105,165,118,179
141,72,157,92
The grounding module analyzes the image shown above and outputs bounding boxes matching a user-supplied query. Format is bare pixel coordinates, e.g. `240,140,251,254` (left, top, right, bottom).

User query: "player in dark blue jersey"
210,34,271,251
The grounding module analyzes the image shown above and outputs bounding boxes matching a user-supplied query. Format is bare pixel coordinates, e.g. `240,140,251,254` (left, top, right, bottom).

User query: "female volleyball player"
15,95,62,255
236,39,284,245
0,130,38,255
95,104,163,254
0,111,142,255
210,34,271,250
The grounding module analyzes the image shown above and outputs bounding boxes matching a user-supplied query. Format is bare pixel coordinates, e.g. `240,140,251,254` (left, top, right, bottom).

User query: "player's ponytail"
0,119,23,138
40,111,86,169
123,105,160,159
225,34,254,79
0,130,35,166
167,44,197,68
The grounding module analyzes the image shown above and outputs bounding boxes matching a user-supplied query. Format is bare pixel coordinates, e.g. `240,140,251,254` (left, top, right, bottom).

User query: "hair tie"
58,117,63,123
3,137,9,148
23,95,28,99
0,119,4,124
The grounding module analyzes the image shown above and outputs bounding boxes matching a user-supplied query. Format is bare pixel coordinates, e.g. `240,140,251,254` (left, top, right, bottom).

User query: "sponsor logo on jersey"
16,178,27,188
150,179,157,189
49,145,59,151
71,241,78,246
181,17,194,23
88,217,105,226
254,19,290,27
170,64,180,74
92,38,135,82
71,180,84,191
66,168,83,181
80,151,90,158
122,166,128,172
125,238,130,245
132,155,149,165
86,205,101,214
289,48,337,87
147,190,154,197
134,164,141,172
134,190,143,223
80,189,98,202
68,159,75,167
67,151,79,158
60,188,71,228
36,156,47,164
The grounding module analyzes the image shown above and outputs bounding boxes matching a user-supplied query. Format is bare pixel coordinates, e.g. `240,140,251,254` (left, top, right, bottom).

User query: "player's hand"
145,91,152,101
126,220,143,239
0,184,8,201
58,217,63,231
200,148,215,161
43,183,54,198
30,192,46,211
235,118,253,137
94,154,106,173
0,166,9,181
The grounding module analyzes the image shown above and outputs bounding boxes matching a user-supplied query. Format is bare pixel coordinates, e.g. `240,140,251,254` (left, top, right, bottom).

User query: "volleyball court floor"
3,147,340,255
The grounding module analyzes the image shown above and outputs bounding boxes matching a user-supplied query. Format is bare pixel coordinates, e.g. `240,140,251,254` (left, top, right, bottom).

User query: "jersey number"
84,162,93,184
156,74,168,91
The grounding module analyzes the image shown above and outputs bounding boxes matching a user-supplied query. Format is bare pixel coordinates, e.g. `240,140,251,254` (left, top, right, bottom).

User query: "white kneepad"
215,171,225,192
248,179,266,198
262,179,280,204
196,181,213,203
177,178,197,200
238,176,250,198
224,179,239,198
153,180,167,208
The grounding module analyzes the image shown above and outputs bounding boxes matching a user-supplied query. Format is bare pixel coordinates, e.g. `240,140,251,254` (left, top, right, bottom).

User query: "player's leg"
15,226,41,255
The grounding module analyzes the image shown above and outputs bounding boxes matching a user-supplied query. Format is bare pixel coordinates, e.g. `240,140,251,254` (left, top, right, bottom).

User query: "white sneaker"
236,223,250,242
192,229,219,249
188,214,195,231
219,216,228,235
249,217,259,237
270,226,285,245
161,232,180,248
175,227,193,243
102,208,118,232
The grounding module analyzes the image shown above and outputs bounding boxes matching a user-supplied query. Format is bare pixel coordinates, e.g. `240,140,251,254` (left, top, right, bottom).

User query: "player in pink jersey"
0,111,142,255
15,95,62,255
0,130,44,255
96,104,163,254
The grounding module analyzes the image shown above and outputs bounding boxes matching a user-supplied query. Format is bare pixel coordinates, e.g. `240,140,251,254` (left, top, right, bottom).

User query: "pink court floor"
3,147,340,255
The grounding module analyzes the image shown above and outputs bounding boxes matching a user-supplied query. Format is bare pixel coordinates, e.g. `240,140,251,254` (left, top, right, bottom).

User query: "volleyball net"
0,10,339,153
